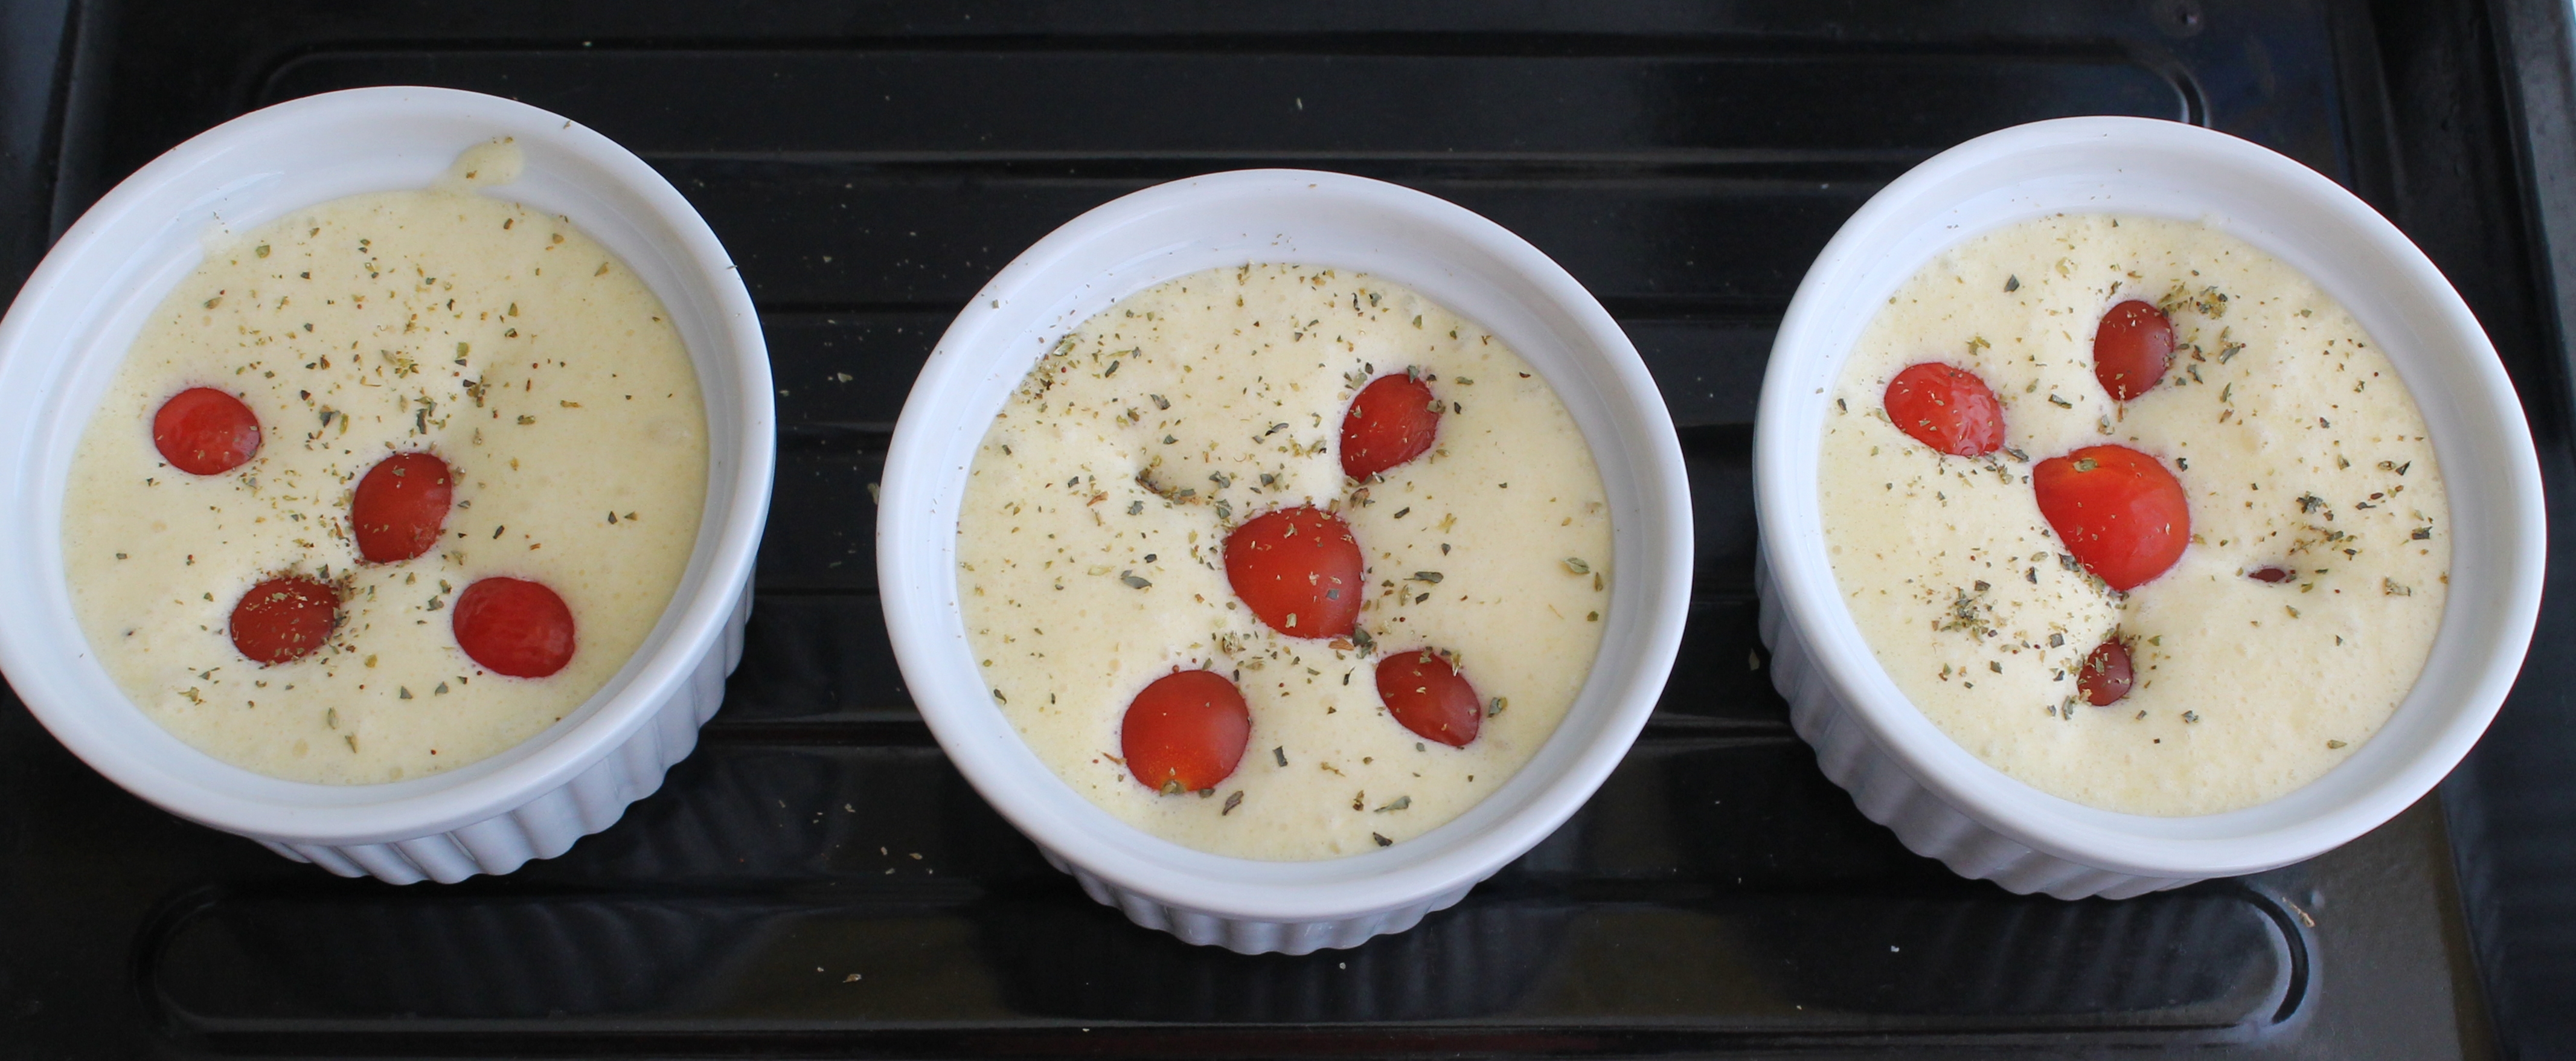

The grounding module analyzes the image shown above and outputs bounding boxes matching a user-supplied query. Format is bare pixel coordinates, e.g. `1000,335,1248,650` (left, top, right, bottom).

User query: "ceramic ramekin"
880,170,1691,954
0,87,774,884
1755,116,2545,899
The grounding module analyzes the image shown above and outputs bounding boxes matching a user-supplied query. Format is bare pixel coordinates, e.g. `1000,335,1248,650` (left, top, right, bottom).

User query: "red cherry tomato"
1339,374,1440,479
229,576,339,665
1121,668,1252,793
152,387,261,475
2077,637,2134,707
1883,362,2005,457
1376,649,1482,748
2093,300,2174,402
2032,445,2191,591
452,577,577,678
351,452,455,564
1223,505,1363,638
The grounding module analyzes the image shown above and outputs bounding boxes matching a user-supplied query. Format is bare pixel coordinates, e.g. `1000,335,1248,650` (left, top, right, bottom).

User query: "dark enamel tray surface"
3,2,2572,1057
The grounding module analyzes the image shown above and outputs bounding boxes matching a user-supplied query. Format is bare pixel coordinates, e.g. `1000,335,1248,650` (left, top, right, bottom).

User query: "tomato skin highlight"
451,577,577,678
229,576,339,665
2078,638,2135,707
1121,668,1252,793
351,452,455,563
153,387,261,475
1376,649,1482,747
2093,300,2174,402
1222,505,1363,638
1339,374,1440,479
1883,362,2005,457
2032,445,2191,591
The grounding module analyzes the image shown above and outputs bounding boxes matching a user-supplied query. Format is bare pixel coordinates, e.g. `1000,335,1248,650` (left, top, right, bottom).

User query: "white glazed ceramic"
880,170,1691,954
0,87,774,884
1755,116,2545,899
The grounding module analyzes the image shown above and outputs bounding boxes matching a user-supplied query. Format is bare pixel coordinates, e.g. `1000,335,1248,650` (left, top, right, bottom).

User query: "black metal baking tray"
4,1,2572,1056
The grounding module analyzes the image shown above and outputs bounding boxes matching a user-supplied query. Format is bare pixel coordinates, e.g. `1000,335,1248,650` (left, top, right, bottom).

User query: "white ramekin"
1755,116,2545,899
880,170,1691,954
0,88,774,884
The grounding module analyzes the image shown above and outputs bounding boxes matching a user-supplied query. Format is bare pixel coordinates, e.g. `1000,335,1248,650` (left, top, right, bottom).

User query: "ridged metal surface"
0,4,2518,1054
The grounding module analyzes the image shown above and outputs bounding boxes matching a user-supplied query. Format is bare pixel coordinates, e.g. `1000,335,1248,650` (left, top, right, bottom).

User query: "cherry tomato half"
2032,445,2191,591
1223,505,1363,638
229,576,339,665
2093,300,2175,402
1883,362,2005,457
351,451,455,564
2077,637,2134,707
1121,668,1252,793
1339,373,1440,479
1376,649,1482,748
452,577,577,678
153,387,261,475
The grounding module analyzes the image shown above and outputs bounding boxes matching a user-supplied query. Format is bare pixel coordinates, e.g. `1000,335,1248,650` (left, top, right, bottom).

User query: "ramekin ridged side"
1036,845,1478,956
0,88,774,883
1757,556,2194,900
255,582,751,883
1752,117,2543,898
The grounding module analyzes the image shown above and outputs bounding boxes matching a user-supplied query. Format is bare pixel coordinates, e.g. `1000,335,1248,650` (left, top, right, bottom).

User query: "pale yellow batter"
1823,214,2449,815
958,265,1611,859
63,141,708,785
